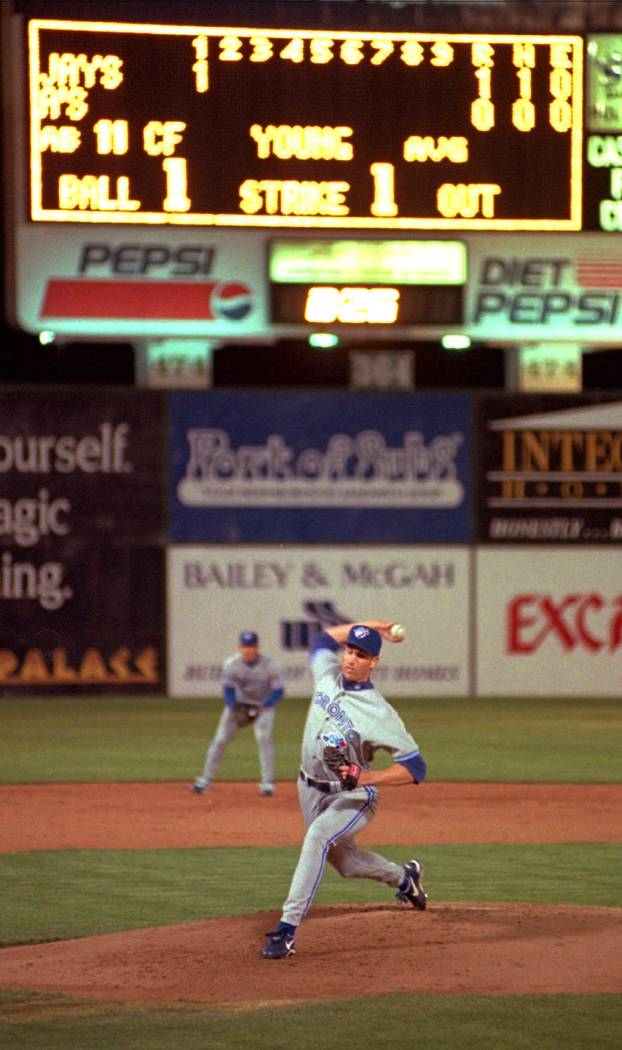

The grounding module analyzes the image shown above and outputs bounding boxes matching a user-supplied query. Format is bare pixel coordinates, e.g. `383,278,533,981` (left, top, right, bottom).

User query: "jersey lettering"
314,691,361,747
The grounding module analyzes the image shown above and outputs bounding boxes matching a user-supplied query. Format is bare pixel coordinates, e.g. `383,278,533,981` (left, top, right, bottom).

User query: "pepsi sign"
39,277,254,323
210,282,253,321
11,226,270,337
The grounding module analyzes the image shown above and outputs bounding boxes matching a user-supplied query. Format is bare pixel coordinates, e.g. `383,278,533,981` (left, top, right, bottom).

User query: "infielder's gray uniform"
279,631,426,927
198,652,284,788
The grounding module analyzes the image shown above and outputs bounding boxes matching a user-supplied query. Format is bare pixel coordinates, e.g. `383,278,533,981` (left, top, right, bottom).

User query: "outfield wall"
168,545,471,699
0,388,166,693
1,388,620,696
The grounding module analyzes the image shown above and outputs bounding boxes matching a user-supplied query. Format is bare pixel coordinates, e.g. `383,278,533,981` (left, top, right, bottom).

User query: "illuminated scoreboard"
583,34,622,232
269,239,466,326
26,20,584,230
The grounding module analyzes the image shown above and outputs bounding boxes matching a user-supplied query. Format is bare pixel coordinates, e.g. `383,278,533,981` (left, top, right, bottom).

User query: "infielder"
192,630,285,797
261,619,427,959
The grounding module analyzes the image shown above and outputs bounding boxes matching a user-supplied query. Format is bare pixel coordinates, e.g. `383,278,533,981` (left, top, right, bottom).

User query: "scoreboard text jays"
27,20,585,230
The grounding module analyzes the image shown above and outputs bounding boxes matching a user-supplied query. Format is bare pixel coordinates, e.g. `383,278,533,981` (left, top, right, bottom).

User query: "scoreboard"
7,19,622,339
26,20,584,231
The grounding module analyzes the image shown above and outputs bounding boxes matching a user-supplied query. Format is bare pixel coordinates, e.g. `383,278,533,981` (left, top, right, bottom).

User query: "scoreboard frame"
25,19,584,231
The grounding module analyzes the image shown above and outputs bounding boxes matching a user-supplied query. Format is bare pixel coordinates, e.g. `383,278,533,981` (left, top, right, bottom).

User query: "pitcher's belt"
299,768,342,794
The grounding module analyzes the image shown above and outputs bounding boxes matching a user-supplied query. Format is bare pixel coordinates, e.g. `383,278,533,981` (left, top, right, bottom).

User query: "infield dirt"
1,780,621,1005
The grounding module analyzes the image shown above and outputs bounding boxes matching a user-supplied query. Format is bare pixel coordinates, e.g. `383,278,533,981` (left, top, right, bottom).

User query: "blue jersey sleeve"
223,685,236,708
310,630,340,657
396,750,427,784
263,687,284,708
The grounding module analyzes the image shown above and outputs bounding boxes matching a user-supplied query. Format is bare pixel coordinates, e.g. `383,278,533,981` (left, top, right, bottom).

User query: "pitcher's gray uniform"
274,625,427,940
192,631,284,796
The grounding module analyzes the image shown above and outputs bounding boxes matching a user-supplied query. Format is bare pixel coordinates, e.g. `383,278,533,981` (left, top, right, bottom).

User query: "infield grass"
1,842,620,946
1,991,621,1050
2,694,621,783
2,693,621,1047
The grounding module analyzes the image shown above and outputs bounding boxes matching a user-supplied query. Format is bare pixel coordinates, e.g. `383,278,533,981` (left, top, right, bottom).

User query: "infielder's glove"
232,702,260,727
323,746,361,791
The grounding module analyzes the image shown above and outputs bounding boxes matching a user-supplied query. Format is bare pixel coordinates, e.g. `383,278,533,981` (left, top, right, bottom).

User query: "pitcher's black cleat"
261,927,296,958
396,859,427,911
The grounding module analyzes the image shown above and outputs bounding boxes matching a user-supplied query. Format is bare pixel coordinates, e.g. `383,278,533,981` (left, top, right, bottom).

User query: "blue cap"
239,630,259,646
346,625,382,657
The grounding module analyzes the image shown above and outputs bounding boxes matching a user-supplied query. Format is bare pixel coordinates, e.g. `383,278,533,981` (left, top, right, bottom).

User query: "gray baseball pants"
200,705,276,784
280,777,404,927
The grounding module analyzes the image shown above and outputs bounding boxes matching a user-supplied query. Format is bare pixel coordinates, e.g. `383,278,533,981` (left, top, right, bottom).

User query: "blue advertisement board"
170,392,472,542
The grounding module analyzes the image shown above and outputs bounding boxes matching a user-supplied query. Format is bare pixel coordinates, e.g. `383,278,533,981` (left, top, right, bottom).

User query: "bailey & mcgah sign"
168,545,471,698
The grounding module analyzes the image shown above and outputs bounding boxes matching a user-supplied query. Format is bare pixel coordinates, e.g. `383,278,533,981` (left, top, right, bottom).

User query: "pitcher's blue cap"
239,630,259,646
346,625,382,656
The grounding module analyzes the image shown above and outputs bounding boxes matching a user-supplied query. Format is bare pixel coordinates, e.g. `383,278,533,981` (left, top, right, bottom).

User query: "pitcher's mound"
1,902,621,1006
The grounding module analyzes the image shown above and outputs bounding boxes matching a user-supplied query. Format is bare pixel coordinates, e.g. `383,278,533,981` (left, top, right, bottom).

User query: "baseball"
390,624,405,639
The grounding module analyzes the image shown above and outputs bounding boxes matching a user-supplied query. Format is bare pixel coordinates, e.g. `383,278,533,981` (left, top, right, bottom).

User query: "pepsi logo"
211,281,253,320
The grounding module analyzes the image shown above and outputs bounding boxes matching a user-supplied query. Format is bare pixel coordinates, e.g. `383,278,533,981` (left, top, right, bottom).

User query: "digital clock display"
27,20,584,230
271,283,464,325
268,239,466,325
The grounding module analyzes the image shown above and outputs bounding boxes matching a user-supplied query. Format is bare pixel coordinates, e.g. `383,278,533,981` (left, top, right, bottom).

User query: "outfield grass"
2,694,621,1047
1,990,622,1050
2,694,621,783
1,842,620,946
0,991,621,1050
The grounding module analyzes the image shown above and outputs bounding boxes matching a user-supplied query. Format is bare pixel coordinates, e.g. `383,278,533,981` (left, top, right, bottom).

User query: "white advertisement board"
476,547,622,697
11,226,273,338
13,227,622,344
465,232,622,344
168,545,471,698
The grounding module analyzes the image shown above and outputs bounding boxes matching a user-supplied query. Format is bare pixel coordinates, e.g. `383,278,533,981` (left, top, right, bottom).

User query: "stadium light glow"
308,332,340,348
441,334,472,350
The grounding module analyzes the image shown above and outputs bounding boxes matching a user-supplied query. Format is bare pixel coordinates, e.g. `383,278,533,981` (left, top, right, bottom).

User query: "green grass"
1,695,621,783
1,842,620,946
2,695,620,1048
1,991,621,1050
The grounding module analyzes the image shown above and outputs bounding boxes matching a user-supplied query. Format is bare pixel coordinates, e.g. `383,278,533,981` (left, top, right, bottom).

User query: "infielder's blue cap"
239,630,259,646
346,625,382,657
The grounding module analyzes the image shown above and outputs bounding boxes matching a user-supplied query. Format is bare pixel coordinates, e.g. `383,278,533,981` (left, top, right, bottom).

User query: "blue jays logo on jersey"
322,733,347,751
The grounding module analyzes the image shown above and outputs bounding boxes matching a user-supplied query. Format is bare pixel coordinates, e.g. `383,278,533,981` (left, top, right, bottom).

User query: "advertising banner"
16,225,622,345
0,390,166,692
167,544,471,699
465,233,622,343
476,394,622,543
13,226,271,339
476,547,622,697
584,34,622,234
170,391,472,542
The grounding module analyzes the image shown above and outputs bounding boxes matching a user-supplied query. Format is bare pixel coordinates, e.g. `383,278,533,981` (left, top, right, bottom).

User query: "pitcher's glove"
232,702,260,727
323,746,361,790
